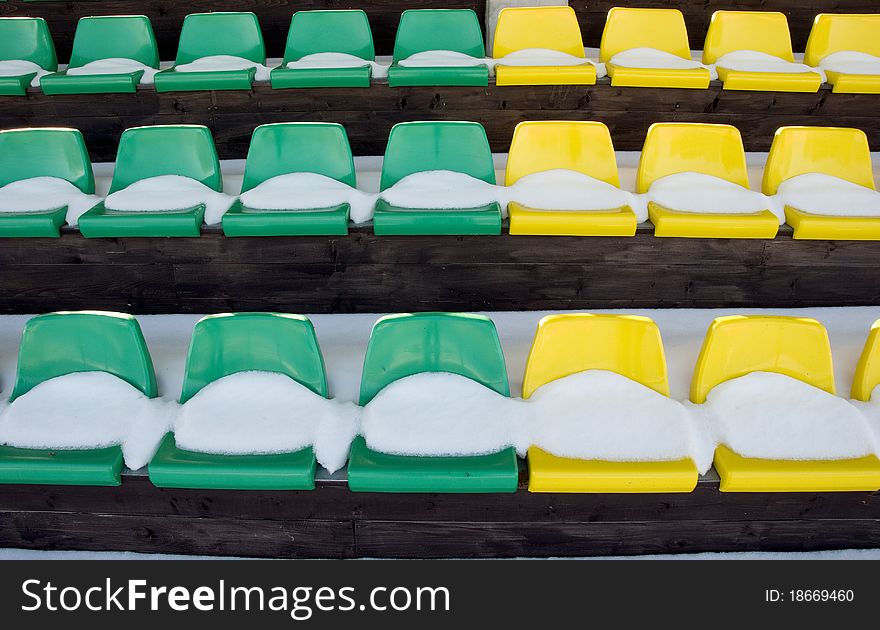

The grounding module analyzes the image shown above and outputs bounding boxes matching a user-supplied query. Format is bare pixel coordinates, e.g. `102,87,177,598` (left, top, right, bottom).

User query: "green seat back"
241,123,356,192
392,9,485,61
380,121,495,190
68,16,159,70
11,311,157,401
109,125,222,193
0,17,57,70
180,313,328,403
175,12,265,65
0,128,94,193
282,10,374,63
359,313,509,405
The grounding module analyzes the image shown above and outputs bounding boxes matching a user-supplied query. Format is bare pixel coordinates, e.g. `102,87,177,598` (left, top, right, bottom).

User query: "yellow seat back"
702,11,795,65
804,14,880,67
505,121,619,187
690,315,836,403
852,320,880,401
636,123,749,193
600,8,692,62
492,6,585,58
762,126,875,194
522,314,669,399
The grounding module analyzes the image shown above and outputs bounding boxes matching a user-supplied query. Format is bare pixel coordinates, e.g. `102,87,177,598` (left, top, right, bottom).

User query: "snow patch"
285,52,389,80
0,59,50,87
775,173,880,217
379,170,503,214
66,58,159,85
714,50,825,81
398,50,489,69
104,174,236,225
646,172,783,223
0,176,101,226
173,55,273,82
609,47,718,80
818,51,880,77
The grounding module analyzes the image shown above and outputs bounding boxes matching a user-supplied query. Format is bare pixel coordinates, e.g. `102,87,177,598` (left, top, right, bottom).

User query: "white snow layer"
818,51,880,77
0,372,172,470
104,175,236,225
239,172,377,224
66,58,159,85
397,48,607,78
699,372,879,461
609,47,718,80
714,50,825,81
379,170,504,212
174,371,360,473
0,176,101,225
776,173,880,217
0,59,51,87
646,172,783,223
285,52,389,80
172,55,272,82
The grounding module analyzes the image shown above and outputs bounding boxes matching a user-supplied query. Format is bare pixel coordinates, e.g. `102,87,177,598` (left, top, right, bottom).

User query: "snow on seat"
223,122,361,236
763,126,880,240
505,120,638,236
387,9,489,87
637,123,780,238
600,8,711,89
0,312,158,486
373,121,502,235
523,314,704,493
39,16,159,95
0,128,100,237
153,12,268,93
492,6,595,86
0,17,56,96
806,14,880,94
703,11,823,92
149,313,337,490
691,316,880,492
348,313,518,493
78,125,228,237
271,10,378,89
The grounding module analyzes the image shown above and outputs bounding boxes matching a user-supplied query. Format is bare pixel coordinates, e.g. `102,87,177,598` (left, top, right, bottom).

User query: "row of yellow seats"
526,313,880,494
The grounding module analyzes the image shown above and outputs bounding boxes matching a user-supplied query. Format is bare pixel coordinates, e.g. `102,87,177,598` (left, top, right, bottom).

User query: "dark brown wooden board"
0,226,878,314
2,82,879,159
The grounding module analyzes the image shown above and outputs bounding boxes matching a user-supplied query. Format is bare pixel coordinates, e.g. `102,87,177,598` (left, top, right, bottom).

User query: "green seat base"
78,203,205,237
373,199,502,235
40,70,142,95
222,200,349,236
270,66,371,88
148,433,316,490
0,73,34,96
0,444,123,486
0,207,67,237
347,437,519,493
387,65,488,87
154,68,256,92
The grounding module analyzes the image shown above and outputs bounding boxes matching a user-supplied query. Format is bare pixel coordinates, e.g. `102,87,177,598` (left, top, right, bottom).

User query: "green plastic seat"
0,128,96,237
149,313,327,490
0,17,57,96
223,123,355,236
388,9,488,87
0,311,157,486
375,121,501,235
154,12,266,92
78,125,220,237
40,16,158,95
348,312,519,493
271,10,375,89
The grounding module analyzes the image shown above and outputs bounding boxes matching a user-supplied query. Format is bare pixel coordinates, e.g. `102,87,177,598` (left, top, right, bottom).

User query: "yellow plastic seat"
600,8,710,89
637,123,779,238
805,14,880,94
691,315,880,492
524,314,698,493
703,11,822,92
763,126,880,240
492,6,595,86
852,319,880,402
505,121,635,236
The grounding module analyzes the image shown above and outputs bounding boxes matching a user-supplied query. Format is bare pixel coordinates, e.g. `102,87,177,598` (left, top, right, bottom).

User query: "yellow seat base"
649,203,780,238
785,206,880,240
826,71,880,94
495,64,596,86
606,64,710,89
717,68,822,92
527,447,698,493
714,445,880,492
508,202,637,236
